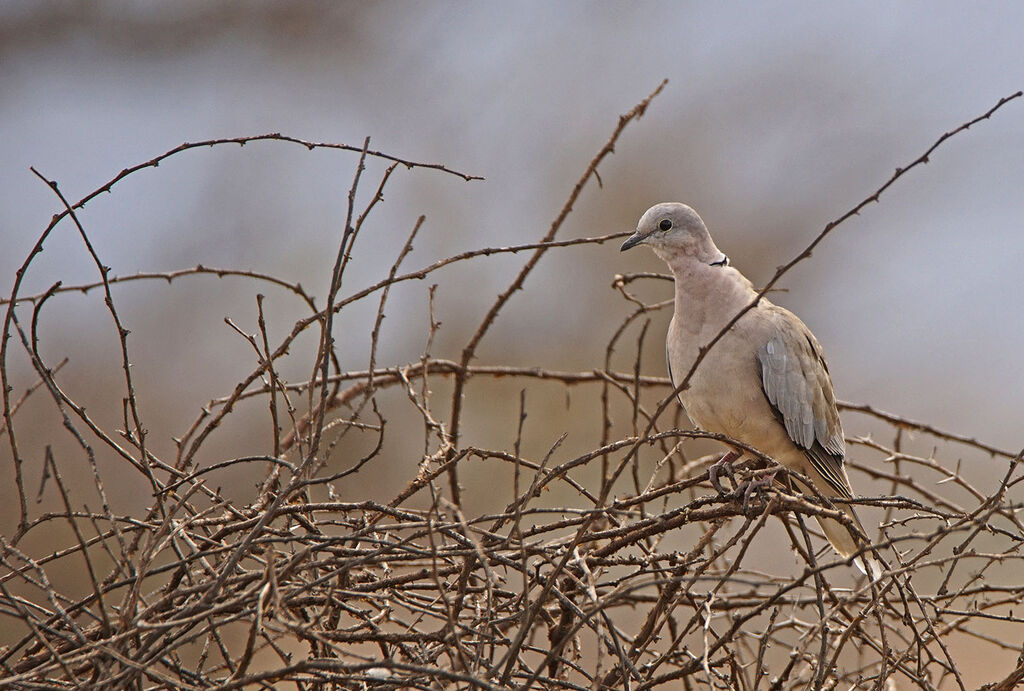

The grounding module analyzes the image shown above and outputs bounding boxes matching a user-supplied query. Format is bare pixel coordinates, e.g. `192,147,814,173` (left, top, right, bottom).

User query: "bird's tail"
816,511,882,580
792,472,883,579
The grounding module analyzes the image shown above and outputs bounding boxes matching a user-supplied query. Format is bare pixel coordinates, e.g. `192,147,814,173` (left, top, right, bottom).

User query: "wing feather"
757,310,851,497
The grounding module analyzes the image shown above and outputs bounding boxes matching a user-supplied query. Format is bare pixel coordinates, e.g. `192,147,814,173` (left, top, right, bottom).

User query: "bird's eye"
659,219,672,231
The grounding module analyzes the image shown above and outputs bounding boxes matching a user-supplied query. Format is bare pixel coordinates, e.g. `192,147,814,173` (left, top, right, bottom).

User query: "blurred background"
2,2,1022,682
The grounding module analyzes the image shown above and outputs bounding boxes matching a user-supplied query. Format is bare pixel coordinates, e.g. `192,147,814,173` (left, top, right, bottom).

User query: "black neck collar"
709,254,729,267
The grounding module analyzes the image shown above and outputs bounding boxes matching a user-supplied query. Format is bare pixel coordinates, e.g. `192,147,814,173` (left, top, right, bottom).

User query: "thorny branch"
1,87,1021,690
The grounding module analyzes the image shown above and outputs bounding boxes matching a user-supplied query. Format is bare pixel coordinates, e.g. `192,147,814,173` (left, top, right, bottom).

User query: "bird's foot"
740,470,778,511
708,450,741,493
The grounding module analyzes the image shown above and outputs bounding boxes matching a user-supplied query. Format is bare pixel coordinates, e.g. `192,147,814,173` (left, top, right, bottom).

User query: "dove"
621,202,877,574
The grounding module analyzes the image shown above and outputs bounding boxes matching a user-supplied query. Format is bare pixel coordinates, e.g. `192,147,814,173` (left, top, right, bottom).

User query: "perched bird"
621,202,876,574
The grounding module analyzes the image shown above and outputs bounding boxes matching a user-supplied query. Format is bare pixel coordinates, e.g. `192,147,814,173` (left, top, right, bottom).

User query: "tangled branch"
2,85,1022,690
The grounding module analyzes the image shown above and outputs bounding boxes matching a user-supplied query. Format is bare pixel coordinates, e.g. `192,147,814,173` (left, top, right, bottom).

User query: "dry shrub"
2,83,1022,690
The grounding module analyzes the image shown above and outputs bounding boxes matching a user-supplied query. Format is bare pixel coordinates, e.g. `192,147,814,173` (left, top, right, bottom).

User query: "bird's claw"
708,450,741,493
740,471,778,510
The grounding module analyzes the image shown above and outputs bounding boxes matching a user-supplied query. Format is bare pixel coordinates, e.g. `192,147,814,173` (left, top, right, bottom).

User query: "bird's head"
620,202,724,266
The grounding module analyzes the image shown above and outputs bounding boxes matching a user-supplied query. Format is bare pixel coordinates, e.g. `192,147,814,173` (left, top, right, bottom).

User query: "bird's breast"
669,321,769,438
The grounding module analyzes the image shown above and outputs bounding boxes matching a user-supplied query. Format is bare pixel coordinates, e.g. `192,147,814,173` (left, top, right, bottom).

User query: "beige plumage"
621,202,875,574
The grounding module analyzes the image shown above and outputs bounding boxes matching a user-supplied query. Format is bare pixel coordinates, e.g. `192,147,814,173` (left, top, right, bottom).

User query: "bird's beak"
620,231,646,251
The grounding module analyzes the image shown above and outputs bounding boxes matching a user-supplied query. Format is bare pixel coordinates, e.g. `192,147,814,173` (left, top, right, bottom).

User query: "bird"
621,202,877,575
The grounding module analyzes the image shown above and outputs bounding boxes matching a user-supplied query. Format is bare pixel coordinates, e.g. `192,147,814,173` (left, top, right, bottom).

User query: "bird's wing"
756,309,851,497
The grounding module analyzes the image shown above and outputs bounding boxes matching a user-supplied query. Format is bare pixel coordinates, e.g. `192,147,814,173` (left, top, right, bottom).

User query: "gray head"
620,202,724,265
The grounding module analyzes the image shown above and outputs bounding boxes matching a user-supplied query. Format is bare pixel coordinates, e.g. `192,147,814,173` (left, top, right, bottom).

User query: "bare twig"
2,90,1020,691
